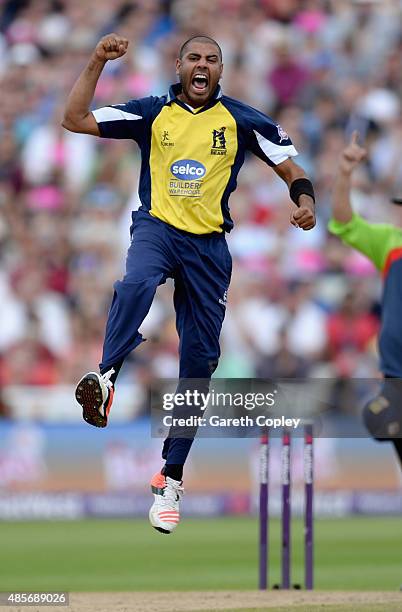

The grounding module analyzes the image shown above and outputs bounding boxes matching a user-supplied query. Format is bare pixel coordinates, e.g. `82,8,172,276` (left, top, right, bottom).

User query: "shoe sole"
149,508,173,535
153,527,171,534
75,374,107,428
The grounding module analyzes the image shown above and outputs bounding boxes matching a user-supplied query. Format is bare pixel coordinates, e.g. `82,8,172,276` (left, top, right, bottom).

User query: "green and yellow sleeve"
328,213,402,271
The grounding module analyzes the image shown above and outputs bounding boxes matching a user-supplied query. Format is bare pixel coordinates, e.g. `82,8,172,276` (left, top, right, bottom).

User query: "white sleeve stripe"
92,107,142,123
253,129,298,164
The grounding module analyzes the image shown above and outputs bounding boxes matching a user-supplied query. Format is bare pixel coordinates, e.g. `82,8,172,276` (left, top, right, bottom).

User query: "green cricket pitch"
0,516,401,610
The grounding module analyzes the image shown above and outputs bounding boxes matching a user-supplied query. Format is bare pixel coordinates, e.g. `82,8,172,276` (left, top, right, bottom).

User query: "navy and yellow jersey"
92,83,298,235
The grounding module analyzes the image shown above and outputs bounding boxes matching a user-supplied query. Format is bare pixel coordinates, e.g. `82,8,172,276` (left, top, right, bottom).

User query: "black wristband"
289,178,315,207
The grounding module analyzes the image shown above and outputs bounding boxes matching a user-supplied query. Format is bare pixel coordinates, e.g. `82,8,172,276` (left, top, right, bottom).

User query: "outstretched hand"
339,131,367,175
94,33,129,62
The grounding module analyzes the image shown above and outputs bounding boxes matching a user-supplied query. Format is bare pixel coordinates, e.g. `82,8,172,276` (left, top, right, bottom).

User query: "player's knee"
180,355,219,379
208,359,219,375
117,273,163,290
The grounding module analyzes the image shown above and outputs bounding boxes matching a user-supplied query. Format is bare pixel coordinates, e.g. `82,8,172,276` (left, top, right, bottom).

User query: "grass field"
0,516,401,593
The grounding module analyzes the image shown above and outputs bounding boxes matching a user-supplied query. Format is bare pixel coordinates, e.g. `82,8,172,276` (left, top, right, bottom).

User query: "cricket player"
329,132,402,468
62,34,316,533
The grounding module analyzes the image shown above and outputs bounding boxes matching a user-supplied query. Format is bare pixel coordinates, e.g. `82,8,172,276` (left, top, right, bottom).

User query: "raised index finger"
350,130,360,146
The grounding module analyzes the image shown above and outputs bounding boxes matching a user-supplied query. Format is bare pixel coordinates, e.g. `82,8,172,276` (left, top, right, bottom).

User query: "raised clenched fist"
94,33,129,62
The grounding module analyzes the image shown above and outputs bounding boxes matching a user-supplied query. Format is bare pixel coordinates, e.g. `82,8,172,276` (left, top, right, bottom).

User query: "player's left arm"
234,102,316,231
274,158,316,231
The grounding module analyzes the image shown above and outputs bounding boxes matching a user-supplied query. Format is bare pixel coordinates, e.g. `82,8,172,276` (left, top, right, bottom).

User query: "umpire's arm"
332,131,367,224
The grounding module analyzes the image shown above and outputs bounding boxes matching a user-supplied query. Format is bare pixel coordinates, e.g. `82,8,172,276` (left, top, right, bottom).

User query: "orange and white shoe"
75,369,115,428
149,472,184,534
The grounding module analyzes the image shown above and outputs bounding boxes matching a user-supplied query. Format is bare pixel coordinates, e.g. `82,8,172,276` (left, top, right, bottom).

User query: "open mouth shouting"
191,72,209,95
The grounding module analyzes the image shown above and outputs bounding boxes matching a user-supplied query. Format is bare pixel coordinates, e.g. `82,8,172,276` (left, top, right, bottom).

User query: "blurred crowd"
1,0,402,400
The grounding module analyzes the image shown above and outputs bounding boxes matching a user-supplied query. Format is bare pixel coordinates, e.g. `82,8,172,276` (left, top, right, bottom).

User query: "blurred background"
0,0,401,520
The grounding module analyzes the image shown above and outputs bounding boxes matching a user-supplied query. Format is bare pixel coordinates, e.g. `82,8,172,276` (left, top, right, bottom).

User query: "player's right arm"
62,33,129,136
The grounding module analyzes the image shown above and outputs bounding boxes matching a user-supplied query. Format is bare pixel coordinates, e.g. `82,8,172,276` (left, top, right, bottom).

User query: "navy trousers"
100,210,232,467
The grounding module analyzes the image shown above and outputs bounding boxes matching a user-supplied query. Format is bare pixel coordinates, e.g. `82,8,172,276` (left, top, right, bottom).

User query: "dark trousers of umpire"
99,210,232,468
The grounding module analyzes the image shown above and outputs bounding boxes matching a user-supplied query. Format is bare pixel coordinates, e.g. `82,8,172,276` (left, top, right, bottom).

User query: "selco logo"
170,159,206,181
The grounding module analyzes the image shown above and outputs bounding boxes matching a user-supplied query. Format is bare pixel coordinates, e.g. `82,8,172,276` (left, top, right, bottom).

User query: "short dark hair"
179,36,222,62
